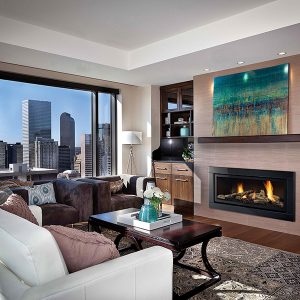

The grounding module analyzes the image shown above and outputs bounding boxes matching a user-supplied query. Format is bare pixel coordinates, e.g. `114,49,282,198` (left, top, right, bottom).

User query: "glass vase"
139,198,158,223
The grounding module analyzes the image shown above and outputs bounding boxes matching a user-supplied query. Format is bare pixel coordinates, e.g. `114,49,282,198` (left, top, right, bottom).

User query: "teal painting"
213,64,289,136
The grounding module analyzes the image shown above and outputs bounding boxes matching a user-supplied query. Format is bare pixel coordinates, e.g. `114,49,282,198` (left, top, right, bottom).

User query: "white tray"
117,211,182,230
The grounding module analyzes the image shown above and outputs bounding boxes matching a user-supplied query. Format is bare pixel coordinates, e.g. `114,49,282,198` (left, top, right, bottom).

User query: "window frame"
0,70,119,176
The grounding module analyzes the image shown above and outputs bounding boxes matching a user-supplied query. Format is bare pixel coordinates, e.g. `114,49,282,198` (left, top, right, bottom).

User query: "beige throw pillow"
110,179,124,194
44,225,120,273
0,194,38,225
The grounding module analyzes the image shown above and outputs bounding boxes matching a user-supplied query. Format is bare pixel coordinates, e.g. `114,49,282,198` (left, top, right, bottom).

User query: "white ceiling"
0,0,275,50
0,0,299,86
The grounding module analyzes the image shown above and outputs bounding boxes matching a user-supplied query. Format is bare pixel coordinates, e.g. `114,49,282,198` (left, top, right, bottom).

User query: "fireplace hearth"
209,167,295,221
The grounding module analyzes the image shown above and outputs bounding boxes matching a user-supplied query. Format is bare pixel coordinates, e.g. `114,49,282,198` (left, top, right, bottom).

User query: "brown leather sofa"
11,179,93,226
78,175,155,214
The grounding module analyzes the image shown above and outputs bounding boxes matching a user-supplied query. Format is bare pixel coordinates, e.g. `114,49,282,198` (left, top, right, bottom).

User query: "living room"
1,1,300,299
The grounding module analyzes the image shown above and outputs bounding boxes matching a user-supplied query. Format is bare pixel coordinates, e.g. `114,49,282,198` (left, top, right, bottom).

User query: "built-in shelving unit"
197,134,300,143
160,81,193,138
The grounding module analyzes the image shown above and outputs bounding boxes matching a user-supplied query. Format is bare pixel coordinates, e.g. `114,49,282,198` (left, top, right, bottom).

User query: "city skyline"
0,78,106,146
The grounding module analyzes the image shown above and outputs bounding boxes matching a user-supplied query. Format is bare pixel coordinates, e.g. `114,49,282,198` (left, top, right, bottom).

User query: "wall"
0,61,158,176
194,54,300,236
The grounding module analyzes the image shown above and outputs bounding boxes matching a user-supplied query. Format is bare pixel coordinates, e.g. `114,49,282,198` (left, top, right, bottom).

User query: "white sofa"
0,209,173,300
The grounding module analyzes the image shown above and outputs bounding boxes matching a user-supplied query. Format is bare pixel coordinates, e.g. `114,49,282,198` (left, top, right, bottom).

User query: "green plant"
182,147,193,161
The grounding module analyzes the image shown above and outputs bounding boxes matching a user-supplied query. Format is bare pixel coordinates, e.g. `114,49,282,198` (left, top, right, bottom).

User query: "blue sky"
0,79,110,146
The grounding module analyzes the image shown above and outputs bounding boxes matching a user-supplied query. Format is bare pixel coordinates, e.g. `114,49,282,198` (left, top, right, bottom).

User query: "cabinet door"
172,175,193,203
155,174,172,204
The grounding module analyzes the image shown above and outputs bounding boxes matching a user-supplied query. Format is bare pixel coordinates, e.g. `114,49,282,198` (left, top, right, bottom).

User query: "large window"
0,72,118,178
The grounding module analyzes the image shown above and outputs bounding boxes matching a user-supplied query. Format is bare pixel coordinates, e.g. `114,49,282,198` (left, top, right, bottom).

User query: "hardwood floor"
163,204,300,254
186,215,300,254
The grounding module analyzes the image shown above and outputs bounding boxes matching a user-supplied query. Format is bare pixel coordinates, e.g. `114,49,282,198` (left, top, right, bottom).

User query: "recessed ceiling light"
203,68,210,71
237,61,245,65
278,51,287,56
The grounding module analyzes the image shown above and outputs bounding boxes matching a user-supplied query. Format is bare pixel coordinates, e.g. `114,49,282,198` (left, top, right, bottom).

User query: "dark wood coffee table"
89,208,222,300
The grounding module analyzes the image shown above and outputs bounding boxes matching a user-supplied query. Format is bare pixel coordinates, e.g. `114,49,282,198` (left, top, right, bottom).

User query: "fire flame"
264,180,275,202
237,183,244,193
252,191,256,200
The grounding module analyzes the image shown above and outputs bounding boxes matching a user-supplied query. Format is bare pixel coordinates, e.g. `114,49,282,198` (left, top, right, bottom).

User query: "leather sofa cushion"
45,225,120,273
41,203,79,226
0,209,68,286
0,194,38,225
111,194,144,211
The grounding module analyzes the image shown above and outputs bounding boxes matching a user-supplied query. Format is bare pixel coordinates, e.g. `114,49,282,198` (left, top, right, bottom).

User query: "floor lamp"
122,131,142,174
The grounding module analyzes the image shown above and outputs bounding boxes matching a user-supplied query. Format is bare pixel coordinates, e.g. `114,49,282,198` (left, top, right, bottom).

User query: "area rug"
100,229,300,300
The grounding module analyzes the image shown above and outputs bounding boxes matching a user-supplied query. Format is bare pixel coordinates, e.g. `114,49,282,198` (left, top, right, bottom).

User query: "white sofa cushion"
0,209,68,286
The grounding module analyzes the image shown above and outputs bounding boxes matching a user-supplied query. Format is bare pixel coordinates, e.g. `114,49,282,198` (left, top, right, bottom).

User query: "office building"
60,112,75,168
80,134,92,177
22,100,51,168
7,143,23,167
34,137,58,169
58,145,71,172
0,140,7,169
98,123,111,176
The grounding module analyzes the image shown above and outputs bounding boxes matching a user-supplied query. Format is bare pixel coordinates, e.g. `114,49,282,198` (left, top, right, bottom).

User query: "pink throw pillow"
0,193,38,225
44,225,120,273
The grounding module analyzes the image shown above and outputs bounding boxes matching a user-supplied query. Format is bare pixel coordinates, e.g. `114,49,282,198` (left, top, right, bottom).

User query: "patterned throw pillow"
44,225,120,273
0,188,12,205
27,182,57,205
110,179,124,194
0,194,38,225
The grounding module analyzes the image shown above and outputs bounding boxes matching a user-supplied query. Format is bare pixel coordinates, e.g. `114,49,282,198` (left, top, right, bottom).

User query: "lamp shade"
122,131,142,145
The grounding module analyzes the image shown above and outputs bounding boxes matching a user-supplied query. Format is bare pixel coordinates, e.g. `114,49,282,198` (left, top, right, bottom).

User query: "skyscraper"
35,137,58,169
22,100,51,168
58,145,71,172
7,143,23,167
98,123,111,176
0,140,7,169
60,112,75,168
80,134,92,177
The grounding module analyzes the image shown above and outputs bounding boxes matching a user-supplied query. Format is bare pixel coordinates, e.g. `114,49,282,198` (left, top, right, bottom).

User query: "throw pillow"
0,193,38,225
27,182,57,205
110,179,124,194
0,188,12,205
44,225,120,273
0,179,33,189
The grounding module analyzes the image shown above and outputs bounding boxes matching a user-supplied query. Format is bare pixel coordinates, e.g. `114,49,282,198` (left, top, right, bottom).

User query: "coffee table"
89,208,222,300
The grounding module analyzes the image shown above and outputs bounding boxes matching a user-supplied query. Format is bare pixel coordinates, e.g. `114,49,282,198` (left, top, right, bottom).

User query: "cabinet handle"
175,179,188,182
176,168,188,171
157,167,167,170
157,177,167,180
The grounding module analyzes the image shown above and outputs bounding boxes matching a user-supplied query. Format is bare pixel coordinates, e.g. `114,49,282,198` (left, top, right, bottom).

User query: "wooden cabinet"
153,162,193,210
160,81,193,138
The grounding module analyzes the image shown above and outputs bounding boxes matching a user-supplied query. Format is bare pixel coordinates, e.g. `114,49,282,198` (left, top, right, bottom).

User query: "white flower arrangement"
144,187,171,203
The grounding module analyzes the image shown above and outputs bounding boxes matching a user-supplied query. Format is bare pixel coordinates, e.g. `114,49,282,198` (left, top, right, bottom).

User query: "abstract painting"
212,64,289,136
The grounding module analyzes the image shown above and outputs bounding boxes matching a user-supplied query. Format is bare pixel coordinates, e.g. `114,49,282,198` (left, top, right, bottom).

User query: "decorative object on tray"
143,187,171,218
138,198,158,223
182,145,193,162
118,211,182,230
213,63,289,136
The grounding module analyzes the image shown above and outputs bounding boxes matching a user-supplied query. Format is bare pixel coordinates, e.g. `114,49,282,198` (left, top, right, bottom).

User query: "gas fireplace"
209,167,295,221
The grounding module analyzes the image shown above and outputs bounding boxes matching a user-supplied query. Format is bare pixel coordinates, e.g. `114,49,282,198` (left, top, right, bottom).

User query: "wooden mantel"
197,134,300,143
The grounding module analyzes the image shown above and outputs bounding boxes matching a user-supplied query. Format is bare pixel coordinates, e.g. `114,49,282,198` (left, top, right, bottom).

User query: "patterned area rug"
100,229,300,300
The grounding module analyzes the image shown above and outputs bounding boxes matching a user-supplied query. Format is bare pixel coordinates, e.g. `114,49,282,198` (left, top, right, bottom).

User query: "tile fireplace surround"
193,54,300,236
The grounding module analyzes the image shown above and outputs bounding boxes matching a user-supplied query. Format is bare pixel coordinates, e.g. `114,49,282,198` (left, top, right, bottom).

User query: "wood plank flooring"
163,204,300,254
187,215,300,254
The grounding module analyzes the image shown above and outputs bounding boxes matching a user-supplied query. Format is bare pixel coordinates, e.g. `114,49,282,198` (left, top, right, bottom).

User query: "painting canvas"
212,64,289,136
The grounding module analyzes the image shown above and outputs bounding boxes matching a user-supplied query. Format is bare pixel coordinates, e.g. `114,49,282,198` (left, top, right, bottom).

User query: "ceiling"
0,0,299,86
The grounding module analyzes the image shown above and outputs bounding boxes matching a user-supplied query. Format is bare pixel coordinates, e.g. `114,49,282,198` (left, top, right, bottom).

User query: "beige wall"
0,61,158,176
194,55,300,236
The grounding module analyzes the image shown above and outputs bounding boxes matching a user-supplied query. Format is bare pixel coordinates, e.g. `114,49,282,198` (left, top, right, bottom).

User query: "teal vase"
139,198,158,223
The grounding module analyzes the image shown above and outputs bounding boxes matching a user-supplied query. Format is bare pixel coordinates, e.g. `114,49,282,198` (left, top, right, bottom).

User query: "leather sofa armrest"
77,178,111,214
53,179,93,222
21,246,173,300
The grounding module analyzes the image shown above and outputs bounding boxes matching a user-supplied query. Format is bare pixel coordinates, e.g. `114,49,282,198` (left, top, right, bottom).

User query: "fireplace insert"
209,167,295,221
